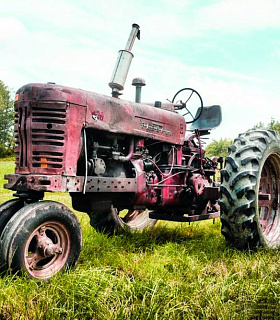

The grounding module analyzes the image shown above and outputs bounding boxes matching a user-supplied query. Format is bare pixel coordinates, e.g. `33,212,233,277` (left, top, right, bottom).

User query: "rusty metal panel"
86,95,186,145
85,177,137,193
4,174,138,194
64,104,86,176
14,84,86,176
4,174,67,192
16,83,88,106
201,186,220,200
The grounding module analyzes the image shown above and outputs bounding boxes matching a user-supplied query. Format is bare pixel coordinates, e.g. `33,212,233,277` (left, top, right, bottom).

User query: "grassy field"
0,160,280,319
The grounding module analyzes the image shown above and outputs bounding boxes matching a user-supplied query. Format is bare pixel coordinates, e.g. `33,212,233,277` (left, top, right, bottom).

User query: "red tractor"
1,24,279,279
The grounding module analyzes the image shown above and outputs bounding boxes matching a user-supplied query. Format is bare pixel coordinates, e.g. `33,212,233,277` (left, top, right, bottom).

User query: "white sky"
1,0,280,142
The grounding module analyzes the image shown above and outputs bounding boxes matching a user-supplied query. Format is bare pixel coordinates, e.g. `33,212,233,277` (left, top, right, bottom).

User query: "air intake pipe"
109,23,140,98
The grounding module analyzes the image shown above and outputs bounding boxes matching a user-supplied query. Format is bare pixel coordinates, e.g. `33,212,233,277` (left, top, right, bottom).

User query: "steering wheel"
172,88,203,124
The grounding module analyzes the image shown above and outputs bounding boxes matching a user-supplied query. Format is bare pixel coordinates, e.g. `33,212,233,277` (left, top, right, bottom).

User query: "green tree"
205,138,233,158
254,118,280,134
0,80,14,157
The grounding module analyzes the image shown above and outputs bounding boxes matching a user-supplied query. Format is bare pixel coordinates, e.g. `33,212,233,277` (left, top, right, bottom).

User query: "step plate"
149,211,220,222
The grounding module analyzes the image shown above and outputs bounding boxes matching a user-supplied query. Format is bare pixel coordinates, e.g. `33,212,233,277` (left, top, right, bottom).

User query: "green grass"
0,160,280,319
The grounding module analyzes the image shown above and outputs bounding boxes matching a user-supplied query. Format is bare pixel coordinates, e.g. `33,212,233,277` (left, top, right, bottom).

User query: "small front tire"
0,199,23,236
0,201,82,279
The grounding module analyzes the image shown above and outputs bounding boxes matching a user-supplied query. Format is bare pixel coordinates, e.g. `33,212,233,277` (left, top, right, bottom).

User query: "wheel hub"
37,226,63,257
24,221,70,277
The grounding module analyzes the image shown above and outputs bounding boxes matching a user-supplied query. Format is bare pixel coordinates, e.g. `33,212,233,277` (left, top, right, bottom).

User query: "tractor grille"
15,101,67,172
14,105,22,167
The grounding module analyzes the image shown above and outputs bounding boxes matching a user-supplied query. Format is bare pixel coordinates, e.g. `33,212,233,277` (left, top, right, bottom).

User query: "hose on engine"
82,128,88,194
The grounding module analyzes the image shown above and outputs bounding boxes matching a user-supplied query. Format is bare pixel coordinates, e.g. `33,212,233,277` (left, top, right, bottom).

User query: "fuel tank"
16,83,186,142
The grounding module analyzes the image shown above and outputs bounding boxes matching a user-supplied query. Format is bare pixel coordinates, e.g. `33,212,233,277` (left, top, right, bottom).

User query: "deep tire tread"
219,128,280,249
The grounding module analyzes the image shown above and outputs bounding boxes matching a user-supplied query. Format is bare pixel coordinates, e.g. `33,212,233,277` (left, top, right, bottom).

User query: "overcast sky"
1,0,280,142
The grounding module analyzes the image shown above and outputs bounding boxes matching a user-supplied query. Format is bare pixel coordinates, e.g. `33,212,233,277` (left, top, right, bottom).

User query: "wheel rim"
258,153,280,244
24,221,70,279
117,208,150,229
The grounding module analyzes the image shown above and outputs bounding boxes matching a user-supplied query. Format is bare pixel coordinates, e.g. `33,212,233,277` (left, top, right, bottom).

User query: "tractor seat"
190,105,222,131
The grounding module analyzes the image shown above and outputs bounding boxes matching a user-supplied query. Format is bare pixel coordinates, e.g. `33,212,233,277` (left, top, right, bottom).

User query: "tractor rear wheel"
0,201,82,279
88,206,157,234
219,129,280,249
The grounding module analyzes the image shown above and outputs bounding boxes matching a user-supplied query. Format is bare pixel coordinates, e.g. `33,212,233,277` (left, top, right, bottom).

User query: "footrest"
149,211,220,222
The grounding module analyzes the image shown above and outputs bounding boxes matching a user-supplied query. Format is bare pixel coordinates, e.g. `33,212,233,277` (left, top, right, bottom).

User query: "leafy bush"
205,138,233,159
0,80,14,158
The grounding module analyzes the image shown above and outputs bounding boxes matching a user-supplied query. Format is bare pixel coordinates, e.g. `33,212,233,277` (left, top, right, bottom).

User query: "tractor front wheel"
0,199,24,271
0,201,82,279
220,129,280,249
0,199,23,236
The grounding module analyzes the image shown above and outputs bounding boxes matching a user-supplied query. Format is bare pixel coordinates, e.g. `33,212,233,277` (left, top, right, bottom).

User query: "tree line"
205,118,280,158
0,80,14,157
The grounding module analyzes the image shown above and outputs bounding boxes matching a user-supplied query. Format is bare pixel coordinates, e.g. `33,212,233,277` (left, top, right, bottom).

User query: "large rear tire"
219,129,280,249
88,206,157,234
0,201,82,279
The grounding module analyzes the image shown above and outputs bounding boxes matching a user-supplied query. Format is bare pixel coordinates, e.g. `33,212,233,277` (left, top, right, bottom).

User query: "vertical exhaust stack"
109,23,140,98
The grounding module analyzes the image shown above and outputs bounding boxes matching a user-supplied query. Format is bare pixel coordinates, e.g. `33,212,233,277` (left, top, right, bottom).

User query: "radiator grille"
14,105,20,167
14,105,28,167
15,101,67,171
